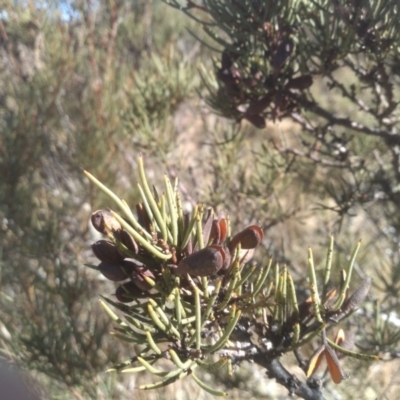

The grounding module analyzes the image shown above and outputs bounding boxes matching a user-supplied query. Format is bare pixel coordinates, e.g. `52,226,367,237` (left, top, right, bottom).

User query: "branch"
253,355,325,400
300,98,400,146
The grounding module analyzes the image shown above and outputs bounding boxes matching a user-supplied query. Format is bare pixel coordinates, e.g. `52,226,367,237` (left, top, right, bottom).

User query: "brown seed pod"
325,344,347,384
220,247,231,271
245,96,272,116
202,212,215,247
219,218,228,243
272,38,294,70
98,262,131,281
341,276,372,315
92,240,125,263
132,267,156,291
244,114,266,129
115,281,145,303
306,344,326,378
117,229,139,255
175,245,226,276
210,217,228,245
210,219,221,245
114,229,139,257
286,75,313,90
229,225,264,252
136,203,151,231
91,209,121,234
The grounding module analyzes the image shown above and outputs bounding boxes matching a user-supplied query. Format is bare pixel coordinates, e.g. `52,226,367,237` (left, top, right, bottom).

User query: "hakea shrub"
85,156,379,398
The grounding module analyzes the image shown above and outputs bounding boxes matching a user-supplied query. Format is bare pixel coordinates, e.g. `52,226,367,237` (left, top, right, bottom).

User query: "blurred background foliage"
0,0,399,399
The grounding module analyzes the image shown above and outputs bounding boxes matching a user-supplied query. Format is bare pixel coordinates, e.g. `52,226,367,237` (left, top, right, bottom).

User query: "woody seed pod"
175,245,226,276
91,209,121,234
210,217,228,245
245,96,272,116
116,229,139,256
92,240,125,264
286,75,313,90
244,114,266,129
229,225,264,252
341,276,372,315
136,203,152,231
98,262,131,281
325,344,347,384
210,219,221,245
202,212,215,246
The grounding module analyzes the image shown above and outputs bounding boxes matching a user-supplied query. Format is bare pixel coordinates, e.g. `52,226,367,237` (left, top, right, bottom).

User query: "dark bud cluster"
90,208,263,303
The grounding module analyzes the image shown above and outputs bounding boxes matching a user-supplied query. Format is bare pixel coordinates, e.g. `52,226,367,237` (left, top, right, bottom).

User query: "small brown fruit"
116,229,139,256
286,75,313,90
244,114,266,129
245,96,271,116
98,262,130,281
229,225,264,252
175,245,226,277
92,240,125,263
91,209,121,234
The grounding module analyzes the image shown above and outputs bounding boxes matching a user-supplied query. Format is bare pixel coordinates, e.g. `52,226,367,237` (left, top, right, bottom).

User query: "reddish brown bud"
229,225,264,252
219,218,228,243
92,240,125,263
98,262,130,281
202,213,215,246
244,114,266,129
341,276,372,315
272,38,294,70
136,203,151,231
221,247,232,271
245,96,271,116
286,75,313,90
117,229,139,255
210,217,228,245
210,219,221,245
91,209,121,234
175,245,226,276
115,281,144,303
325,344,347,384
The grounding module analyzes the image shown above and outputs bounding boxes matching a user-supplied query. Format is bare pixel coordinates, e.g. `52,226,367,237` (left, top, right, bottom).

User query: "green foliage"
85,157,377,399
0,2,200,398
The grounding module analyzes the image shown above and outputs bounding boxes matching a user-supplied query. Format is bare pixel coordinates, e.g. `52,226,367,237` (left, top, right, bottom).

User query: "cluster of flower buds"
90,207,263,303
85,157,378,395
215,28,314,129
91,209,156,301
173,217,263,276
